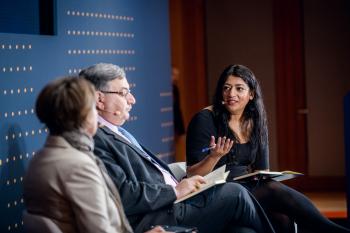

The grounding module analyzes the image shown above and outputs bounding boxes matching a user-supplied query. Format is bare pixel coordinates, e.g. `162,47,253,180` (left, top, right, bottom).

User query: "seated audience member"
79,63,276,233
185,64,350,233
23,77,169,233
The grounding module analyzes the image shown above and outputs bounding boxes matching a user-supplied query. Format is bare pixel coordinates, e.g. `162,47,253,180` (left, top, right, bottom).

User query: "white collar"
98,115,119,133
97,116,130,143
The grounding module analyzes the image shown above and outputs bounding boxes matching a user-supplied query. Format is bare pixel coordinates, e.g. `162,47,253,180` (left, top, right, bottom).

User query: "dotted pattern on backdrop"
0,0,174,232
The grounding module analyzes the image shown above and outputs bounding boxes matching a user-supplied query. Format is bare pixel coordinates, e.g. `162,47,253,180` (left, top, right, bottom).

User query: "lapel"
99,126,177,179
99,126,157,163
99,126,176,178
141,146,173,172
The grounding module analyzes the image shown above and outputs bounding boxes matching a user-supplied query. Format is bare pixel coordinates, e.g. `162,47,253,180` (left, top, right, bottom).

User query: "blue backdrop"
0,0,174,231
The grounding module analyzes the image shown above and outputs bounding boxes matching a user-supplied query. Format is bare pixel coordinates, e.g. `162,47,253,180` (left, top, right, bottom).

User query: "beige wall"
304,0,350,176
205,0,278,169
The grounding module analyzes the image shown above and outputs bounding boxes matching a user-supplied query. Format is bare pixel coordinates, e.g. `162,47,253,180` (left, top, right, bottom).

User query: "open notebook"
174,165,229,203
233,170,303,182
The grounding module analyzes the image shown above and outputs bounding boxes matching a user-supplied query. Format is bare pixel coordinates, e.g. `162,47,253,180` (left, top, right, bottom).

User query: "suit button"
167,208,173,214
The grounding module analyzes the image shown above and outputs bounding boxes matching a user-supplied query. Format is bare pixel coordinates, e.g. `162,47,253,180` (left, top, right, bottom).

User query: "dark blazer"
93,126,177,228
94,126,275,233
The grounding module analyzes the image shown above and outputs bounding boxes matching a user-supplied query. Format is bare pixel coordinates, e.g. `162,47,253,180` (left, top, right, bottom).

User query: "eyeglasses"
101,88,131,97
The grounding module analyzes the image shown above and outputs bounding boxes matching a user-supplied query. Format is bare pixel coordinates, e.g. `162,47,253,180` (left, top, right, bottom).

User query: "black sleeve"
186,110,217,166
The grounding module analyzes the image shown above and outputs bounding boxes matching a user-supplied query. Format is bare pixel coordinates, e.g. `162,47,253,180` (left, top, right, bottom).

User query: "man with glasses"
79,63,274,233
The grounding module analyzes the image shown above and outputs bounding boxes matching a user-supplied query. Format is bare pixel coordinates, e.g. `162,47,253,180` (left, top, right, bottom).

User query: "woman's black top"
186,109,269,180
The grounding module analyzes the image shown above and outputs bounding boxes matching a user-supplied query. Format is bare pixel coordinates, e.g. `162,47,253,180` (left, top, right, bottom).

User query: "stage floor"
304,192,347,218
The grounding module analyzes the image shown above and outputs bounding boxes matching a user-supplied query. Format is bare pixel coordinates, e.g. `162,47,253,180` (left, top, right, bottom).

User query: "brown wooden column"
273,0,308,189
169,0,208,161
274,0,346,191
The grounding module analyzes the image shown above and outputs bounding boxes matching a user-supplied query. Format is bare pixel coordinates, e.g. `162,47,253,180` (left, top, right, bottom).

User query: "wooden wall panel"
169,0,208,161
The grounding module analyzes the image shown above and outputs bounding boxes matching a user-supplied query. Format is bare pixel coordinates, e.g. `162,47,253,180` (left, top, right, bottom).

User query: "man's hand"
174,175,206,200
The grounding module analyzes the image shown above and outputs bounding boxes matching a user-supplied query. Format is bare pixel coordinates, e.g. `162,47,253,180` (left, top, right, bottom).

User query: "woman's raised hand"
209,136,234,159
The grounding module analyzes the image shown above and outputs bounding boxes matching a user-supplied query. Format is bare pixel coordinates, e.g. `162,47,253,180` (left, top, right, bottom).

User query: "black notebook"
233,170,303,182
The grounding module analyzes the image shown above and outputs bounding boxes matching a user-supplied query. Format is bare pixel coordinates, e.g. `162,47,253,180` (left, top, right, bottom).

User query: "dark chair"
23,210,62,233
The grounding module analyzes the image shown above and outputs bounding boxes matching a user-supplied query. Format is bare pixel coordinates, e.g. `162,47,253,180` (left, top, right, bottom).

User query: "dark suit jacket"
93,126,178,228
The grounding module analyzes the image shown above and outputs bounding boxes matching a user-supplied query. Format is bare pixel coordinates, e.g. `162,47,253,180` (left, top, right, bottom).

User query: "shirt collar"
98,115,120,134
97,115,130,143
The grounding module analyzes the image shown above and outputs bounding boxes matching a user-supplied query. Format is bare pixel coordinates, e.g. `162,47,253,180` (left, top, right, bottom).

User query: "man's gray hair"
79,63,126,90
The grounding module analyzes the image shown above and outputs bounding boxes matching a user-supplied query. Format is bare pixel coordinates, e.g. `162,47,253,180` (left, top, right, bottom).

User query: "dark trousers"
247,180,350,233
135,183,274,233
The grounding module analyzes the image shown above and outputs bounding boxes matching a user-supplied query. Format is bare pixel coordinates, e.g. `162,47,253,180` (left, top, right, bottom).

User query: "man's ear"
96,91,105,110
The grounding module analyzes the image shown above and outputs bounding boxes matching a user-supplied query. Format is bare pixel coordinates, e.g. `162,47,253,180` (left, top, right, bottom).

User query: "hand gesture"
209,136,234,159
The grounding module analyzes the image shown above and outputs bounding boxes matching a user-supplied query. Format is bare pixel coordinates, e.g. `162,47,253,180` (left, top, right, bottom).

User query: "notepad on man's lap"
174,165,229,203
233,170,303,182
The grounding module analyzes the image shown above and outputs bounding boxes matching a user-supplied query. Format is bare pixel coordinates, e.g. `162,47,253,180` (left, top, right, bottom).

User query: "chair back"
168,162,186,180
23,210,63,233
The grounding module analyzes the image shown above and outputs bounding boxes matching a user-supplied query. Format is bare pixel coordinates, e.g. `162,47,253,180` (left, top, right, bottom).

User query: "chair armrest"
168,162,186,180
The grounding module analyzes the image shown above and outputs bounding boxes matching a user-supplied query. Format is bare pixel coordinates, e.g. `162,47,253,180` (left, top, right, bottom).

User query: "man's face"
97,77,136,126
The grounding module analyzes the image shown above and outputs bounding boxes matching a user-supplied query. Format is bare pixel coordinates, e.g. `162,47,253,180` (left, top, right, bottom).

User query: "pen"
201,145,216,153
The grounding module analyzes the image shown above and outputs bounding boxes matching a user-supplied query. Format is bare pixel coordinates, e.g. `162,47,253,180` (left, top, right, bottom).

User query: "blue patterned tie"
118,127,145,152
118,127,178,184
118,127,162,163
